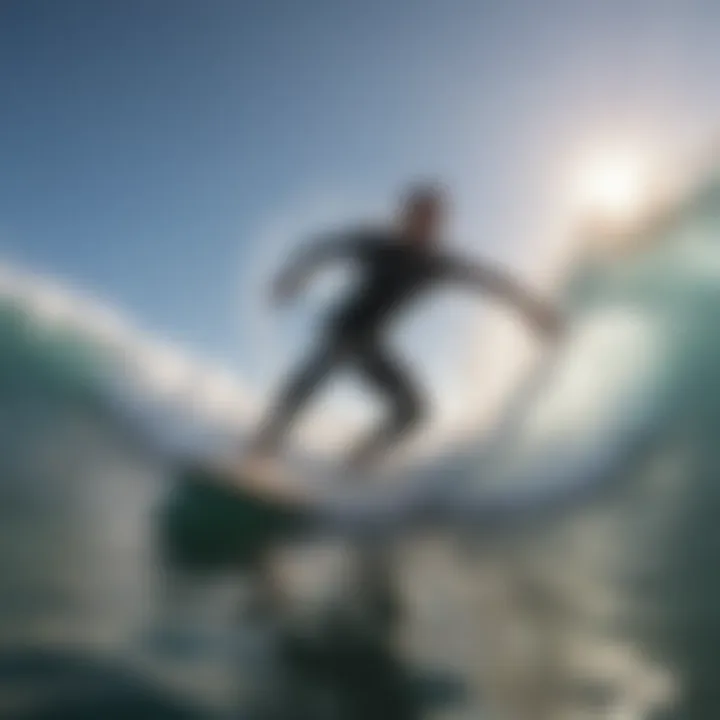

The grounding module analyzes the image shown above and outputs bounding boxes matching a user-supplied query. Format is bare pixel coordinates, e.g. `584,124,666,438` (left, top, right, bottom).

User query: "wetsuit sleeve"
438,256,564,337
293,230,373,269
272,230,375,300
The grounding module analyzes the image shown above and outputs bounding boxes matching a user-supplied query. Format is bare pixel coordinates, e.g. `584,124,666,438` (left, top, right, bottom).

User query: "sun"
572,150,651,226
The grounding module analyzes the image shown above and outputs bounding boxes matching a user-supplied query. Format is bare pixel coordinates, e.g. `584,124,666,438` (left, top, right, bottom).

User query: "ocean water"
4,176,720,719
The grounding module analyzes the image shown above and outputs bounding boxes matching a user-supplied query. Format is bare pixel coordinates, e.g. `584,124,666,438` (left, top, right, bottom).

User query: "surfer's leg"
250,339,344,456
348,344,426,470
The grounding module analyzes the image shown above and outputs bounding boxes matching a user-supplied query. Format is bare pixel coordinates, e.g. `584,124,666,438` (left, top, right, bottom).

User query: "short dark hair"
401,181,447,209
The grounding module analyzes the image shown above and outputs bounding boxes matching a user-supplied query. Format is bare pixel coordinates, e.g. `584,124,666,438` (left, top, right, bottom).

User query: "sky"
2,0,720,448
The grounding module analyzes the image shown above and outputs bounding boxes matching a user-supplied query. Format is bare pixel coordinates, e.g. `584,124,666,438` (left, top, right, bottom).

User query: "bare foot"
229,452,310,504
241,453,284,485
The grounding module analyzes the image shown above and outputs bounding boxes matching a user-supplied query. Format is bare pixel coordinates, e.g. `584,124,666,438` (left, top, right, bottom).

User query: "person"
248,182,562,471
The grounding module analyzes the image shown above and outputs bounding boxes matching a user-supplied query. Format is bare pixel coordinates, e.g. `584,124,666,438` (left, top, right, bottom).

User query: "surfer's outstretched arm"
442,258,564,338
271,232,369,304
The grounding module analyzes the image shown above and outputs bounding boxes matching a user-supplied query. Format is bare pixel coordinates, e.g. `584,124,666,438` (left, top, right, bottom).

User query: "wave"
4,169,720,717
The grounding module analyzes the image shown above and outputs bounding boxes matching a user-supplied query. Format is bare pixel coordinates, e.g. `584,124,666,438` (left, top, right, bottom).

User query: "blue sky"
2,0,720,426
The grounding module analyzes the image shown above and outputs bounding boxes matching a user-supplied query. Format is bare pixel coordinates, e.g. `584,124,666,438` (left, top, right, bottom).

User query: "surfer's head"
398,182,447,248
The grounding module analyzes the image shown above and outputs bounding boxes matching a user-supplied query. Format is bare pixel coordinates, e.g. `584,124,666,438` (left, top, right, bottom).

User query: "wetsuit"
252,227,551,468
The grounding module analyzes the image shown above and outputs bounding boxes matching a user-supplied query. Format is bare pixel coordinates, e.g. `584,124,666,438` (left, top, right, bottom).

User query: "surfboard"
156,457,313,574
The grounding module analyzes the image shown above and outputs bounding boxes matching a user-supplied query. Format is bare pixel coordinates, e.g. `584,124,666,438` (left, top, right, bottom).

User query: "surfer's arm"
441,257,564,338
271,232,369,304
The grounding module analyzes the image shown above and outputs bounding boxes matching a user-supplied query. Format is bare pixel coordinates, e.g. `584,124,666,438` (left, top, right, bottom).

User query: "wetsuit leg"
348,343,426,469
250,338,346,456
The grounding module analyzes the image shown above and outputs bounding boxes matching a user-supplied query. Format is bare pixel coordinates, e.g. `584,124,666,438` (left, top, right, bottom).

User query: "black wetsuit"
324,231,459,337
252,228,540,467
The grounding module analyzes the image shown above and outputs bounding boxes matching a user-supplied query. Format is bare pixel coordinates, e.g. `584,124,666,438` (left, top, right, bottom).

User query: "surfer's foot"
227,445,283,484
244,452,280,475
344,435,398,475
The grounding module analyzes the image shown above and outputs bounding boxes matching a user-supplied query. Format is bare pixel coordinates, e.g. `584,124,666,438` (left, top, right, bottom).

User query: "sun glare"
573,151,651,225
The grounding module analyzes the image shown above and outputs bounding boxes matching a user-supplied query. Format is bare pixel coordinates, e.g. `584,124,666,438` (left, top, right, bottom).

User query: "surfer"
249,182,562,470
